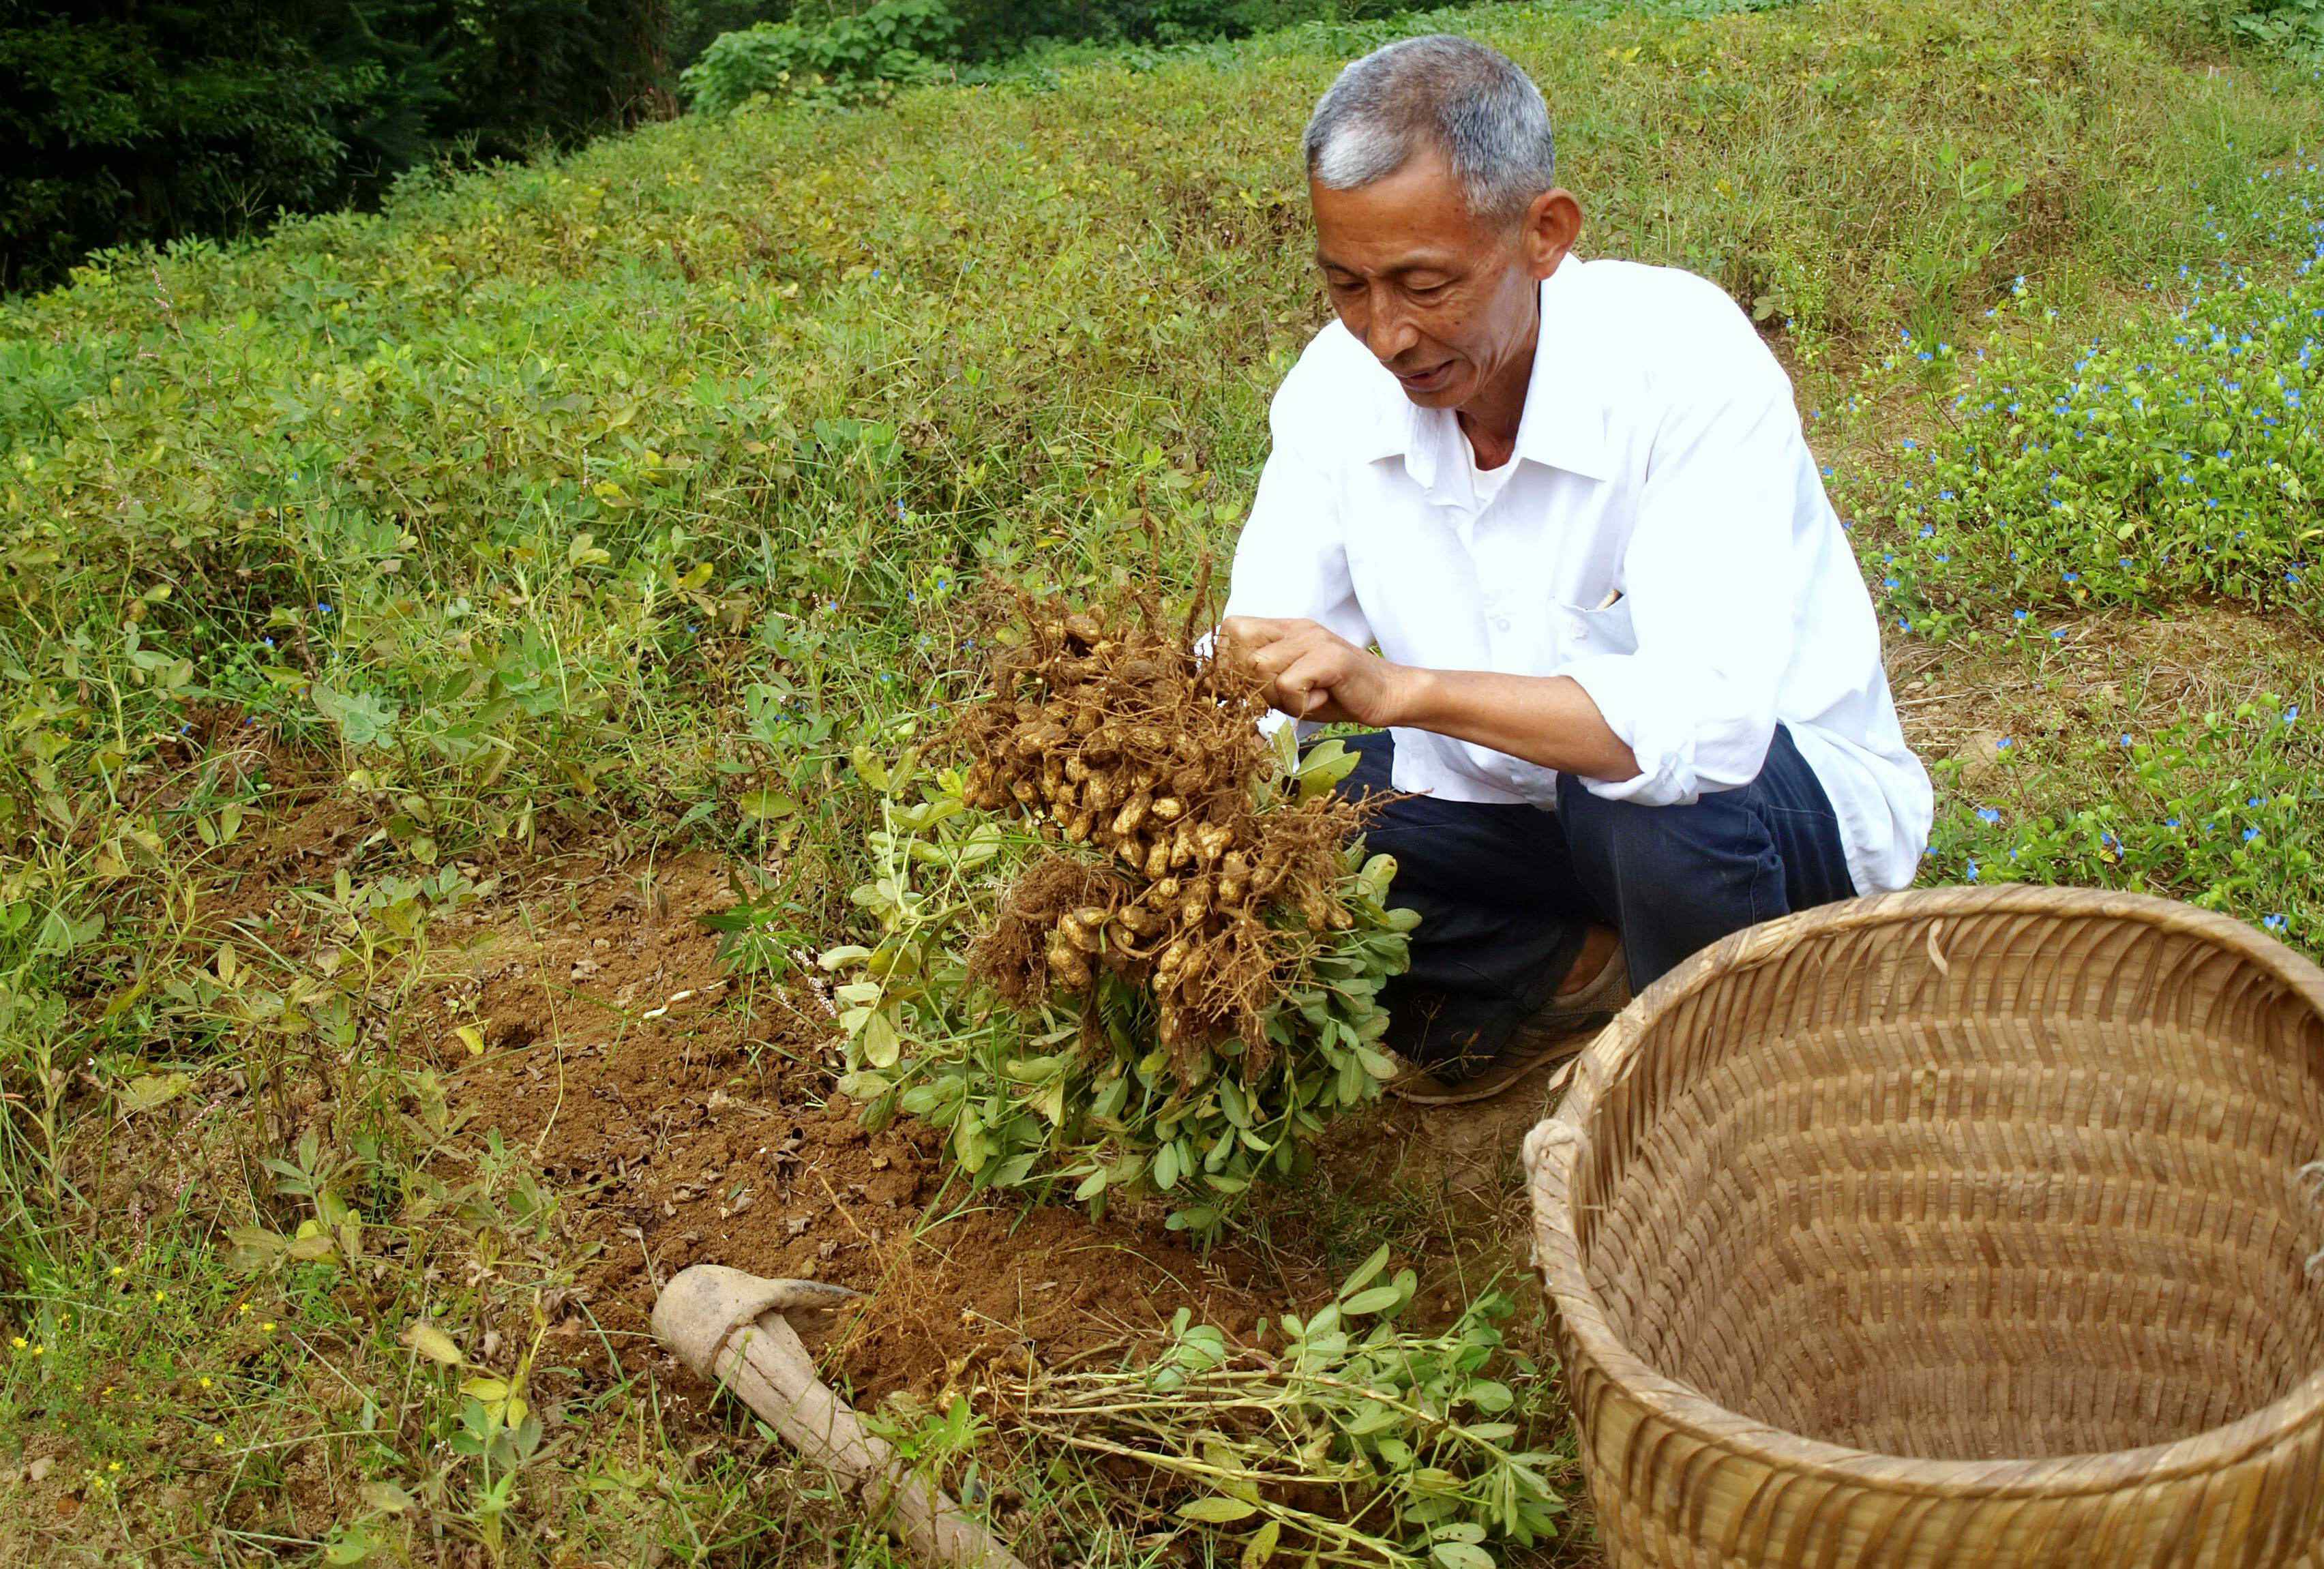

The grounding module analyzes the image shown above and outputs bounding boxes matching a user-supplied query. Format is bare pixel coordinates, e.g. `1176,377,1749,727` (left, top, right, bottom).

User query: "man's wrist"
1382,662,1435,729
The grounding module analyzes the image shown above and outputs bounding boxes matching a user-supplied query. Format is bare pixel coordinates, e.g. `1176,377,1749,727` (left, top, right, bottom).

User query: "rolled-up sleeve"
1558,344,1803,805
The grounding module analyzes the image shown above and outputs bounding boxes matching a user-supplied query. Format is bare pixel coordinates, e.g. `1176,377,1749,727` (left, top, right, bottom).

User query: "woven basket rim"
1525,882,2324,1499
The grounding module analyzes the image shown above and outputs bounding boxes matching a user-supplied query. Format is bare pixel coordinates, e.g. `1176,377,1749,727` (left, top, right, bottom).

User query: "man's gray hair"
1303,35,1555,223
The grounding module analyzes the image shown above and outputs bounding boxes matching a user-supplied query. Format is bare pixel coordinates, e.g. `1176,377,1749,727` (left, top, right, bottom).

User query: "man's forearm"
1388,666,1642,783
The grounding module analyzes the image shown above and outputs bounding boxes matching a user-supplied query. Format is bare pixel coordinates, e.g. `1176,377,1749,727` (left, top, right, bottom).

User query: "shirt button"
1495,616,1511,631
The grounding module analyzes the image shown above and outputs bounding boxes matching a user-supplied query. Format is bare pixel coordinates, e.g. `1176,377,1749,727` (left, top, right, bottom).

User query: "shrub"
2230,0,2324,62
680,0,960,110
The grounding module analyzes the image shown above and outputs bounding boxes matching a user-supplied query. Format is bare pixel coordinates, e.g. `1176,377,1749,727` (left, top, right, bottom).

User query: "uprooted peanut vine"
1008,1248,1572,1566
957,593,1374,1070
824,594,1415,1240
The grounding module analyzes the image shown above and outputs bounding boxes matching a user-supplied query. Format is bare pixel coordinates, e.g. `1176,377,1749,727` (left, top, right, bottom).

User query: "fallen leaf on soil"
119,1072,190,1114
399,1321,463,1365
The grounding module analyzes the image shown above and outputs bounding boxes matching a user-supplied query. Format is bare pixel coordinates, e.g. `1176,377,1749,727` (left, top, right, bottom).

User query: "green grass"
4,0,2324,1560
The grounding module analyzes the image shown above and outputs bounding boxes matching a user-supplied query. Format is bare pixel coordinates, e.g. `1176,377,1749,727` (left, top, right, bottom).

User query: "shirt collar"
1361,256,1613,494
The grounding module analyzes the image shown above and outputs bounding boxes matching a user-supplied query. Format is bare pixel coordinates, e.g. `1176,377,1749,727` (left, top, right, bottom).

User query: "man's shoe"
1388,938,1630,1107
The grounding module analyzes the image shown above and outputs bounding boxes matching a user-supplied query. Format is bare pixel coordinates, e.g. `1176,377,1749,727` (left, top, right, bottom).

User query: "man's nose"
1363,285,1419,363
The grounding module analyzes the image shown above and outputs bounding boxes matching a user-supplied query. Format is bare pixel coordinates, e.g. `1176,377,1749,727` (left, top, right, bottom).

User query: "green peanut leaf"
1177,1496,1258,1524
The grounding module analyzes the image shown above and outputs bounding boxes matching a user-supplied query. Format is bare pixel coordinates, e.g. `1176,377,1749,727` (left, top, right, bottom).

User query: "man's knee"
1553,774,1714,883
1553,774,1780,917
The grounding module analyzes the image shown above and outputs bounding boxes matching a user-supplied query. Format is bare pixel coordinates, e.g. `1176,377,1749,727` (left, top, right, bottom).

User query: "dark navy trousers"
1337,726,1856,1069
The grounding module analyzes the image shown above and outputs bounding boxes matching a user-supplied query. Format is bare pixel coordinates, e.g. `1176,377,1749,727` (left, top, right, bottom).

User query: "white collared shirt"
1222,256,1933,895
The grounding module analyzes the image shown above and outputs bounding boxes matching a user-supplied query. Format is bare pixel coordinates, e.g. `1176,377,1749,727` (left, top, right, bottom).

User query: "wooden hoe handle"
652,1265,1033,1569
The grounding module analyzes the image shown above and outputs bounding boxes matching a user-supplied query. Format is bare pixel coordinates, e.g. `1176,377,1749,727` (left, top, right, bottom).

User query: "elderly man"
1221,35,1932,1103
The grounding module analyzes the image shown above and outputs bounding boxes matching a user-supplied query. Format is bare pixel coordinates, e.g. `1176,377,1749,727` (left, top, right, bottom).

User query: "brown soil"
428,854,1304,1418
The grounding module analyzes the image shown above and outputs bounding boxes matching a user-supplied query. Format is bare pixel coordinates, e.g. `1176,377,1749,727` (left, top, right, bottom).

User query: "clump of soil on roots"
957,588,1369,1071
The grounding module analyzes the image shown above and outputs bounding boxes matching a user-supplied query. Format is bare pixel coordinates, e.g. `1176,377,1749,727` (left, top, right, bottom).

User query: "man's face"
1309,143,1572,413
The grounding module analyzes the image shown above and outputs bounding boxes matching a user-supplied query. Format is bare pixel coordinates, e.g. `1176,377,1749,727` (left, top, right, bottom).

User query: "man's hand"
1219,616,1412,727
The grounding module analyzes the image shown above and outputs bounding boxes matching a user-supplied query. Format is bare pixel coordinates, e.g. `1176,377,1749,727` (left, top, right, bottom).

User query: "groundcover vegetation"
3,0,2323,1561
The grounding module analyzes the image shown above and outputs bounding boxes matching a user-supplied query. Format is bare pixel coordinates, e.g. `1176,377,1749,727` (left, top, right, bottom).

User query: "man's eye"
1407,280,1450,299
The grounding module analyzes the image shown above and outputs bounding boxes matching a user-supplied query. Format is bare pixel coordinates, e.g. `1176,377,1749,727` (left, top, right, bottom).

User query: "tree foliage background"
8,0,2312,292
1,0,671,293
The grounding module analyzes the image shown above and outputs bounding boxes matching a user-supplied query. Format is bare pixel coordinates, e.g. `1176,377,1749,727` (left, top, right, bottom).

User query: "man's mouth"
1396,361,1455,391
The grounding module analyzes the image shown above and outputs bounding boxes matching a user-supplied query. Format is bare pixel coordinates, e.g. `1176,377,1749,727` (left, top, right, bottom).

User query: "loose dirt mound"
432,855,1297,1411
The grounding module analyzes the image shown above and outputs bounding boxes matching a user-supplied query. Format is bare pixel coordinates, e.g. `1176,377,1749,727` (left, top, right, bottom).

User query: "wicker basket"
1523,885,2324,1568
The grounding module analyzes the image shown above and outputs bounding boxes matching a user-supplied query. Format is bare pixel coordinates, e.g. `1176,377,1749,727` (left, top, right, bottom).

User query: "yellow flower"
9,1337,22,1350
153,1290,167,1304
211,1434,225,1447
110,1266,124,1277
29,1345,44,1357
259,1321,275,1332
198,1376,212,1389
107,1461,121,1474
101,1386,115,1398
237,1303,252,1316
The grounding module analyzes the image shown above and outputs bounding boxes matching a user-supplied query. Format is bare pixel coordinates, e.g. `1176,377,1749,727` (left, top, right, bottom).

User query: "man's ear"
1522,188,1583,280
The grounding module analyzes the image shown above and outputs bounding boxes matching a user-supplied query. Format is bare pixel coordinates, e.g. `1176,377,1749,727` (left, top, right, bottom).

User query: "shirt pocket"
1552,593,1638,661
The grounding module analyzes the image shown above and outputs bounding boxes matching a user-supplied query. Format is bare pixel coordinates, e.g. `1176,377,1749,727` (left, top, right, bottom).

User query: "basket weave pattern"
1524,886,2324,1568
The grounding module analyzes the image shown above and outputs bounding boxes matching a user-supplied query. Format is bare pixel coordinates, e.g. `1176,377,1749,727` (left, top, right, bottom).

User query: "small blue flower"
2244,826,2261,842
2264,914,2289,932
2051,629,2068,640
2012,609,2030,623
2249,796,2267,808
1976,806,2002,824
2165,817,2181,828
1997,737,2014,750
2287,706,2300,724
2062,571,2080,584
316,601,333,615
1901,438,1918,451
2120,734,2133,747
1965,860,1980,882
1883,577,1899,591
